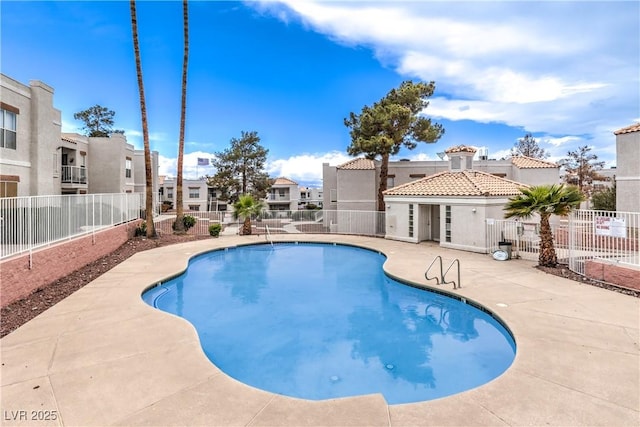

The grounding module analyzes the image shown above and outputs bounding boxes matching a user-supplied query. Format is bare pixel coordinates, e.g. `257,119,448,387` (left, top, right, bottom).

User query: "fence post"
28,197,33,269
92,194,96,245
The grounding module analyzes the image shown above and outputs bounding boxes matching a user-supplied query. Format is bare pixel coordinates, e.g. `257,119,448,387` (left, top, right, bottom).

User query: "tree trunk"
538,213,557,267
377,153,390,211
130,0,156,238
174,0,189,235
243,217,252,235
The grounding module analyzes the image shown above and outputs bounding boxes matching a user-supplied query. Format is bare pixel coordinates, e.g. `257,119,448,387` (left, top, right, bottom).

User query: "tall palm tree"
504,184,584,267
233,194,264,235
130,0,156,238
174,0,189,234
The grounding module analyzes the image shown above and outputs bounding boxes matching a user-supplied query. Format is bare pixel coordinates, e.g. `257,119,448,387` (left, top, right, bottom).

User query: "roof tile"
337,158,376,170
384,170,527,197
273,177,298,186
511,156,558,169
614,123,640,135
444,145,477,154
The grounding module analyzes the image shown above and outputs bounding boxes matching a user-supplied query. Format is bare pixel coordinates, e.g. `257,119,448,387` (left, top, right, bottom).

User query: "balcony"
268,194,290,201
61,165,87,184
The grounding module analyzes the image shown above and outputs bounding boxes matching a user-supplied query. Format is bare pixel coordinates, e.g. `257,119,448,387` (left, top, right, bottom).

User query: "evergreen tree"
511,133,549,158
344,80,444,211
74,105,124,137
591,181,616,211
560,146,605,195
207,131,271,202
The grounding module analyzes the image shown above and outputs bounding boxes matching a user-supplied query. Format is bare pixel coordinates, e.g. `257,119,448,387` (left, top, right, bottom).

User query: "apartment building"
0,74,158,200
322,147,560,212
614,123,640,213
1,74,62,196
159,178,211,212
266,177,300,211
298,186,323,209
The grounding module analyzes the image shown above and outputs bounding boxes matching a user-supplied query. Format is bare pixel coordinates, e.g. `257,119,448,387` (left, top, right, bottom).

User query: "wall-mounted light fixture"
472,208,477,213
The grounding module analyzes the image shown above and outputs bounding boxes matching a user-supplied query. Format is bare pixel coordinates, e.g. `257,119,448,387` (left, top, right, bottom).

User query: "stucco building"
322,147,560,213
0,74,158,201
614,123,640,213
383,146,528,252
266,177,300,211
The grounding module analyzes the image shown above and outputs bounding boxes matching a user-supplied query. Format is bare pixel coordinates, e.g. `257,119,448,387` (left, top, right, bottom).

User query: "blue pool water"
142,243,516,404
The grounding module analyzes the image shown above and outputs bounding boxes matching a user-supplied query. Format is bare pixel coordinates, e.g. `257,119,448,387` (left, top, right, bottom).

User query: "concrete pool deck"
1,234,638,426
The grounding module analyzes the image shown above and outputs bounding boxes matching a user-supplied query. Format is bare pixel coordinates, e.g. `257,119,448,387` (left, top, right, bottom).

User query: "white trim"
0,158,31,167
615,176,640,181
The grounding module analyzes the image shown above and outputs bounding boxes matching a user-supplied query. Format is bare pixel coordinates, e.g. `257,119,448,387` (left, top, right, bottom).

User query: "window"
188,204,200,211
189,187,200,199
445,205,452,242
125,158,132,178
451,156,461,170
167,187,174,199
53,153,59,177
408,204,414,238
387,175,395,189
330,189,337,203
1,109,17,150
0,176,20,198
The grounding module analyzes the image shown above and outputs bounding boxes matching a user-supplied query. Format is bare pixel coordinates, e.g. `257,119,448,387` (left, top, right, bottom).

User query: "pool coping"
1,234,638,426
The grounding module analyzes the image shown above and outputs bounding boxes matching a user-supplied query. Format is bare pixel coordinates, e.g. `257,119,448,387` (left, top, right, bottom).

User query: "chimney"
444,145,477,171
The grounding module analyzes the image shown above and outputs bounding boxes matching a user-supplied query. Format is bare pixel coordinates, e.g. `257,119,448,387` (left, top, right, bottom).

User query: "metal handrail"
443,259,461,289
265,224,274,248
426,256,461,289
425,255,443,285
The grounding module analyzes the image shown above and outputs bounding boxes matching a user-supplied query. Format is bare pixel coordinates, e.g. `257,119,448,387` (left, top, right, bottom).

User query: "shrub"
173,214,197,231
209,223,222,237
135,221,147,237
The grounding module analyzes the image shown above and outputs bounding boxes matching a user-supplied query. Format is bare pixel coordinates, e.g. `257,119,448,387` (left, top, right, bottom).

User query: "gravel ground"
1,235,637,338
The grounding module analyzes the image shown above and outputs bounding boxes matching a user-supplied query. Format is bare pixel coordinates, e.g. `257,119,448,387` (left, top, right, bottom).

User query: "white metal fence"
486,218,568,262
486,210,640,273
567,210,639,275
153,209,386,238
0,193,143,260
153,211,225,235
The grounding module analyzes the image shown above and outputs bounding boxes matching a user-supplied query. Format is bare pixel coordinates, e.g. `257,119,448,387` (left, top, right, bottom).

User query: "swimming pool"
142,242,516,404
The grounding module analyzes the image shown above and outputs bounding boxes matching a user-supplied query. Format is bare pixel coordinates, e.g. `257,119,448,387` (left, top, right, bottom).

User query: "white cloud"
267,151,351,186
158,151,351,187
158,151,218,180
257,0,637,166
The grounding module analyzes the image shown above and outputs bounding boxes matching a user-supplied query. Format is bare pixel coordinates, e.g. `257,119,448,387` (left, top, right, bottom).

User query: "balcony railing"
61,166,87,184
268,194,290,201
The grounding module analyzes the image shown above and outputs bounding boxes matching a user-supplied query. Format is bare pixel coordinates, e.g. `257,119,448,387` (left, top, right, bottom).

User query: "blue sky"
2,1,638,186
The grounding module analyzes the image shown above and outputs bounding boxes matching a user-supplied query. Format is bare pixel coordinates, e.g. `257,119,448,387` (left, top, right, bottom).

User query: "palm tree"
174,0,189,234
130,0,156,238
233,194,264,235
504,184,584,267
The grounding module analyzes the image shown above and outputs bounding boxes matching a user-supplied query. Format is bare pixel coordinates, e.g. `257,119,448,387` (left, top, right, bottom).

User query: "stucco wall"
0,75,62,197
616,131,640,213
514,167,560,187
0,221,139,307
337,168,377,211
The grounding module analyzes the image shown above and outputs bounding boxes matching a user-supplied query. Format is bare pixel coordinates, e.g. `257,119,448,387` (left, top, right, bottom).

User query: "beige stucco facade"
323,153,559,213
1,74,62,196
614,125,640,213
1,74,157,199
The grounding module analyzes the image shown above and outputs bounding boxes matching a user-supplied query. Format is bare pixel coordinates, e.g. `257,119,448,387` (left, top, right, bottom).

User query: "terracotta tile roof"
445,145,477,154
511,156,558,169
614,123,640,135
337,158,376,170
384,170,527,197
273,177,298,186
61,135,78,144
